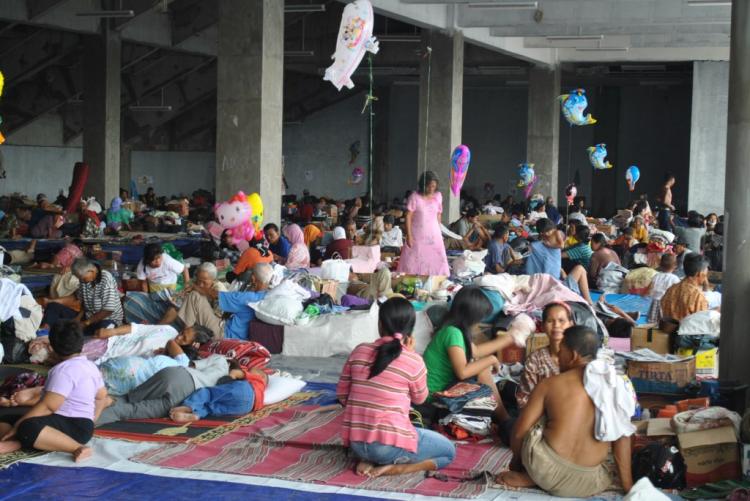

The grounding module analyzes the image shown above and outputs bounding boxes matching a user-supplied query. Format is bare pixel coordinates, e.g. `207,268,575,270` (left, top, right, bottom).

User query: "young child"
380,215,403,253
136,242,189,294
169,367,267,423
422,286,530,423
484,223,522,274
338,297,456,478
99,339,192,396
563,225,593,270
630,216,649,243
0,321,107,462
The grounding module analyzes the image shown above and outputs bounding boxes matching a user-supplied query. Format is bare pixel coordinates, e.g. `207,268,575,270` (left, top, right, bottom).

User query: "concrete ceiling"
0,0,721,150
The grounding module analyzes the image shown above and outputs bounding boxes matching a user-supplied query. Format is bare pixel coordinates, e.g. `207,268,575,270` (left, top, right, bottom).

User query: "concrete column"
526,66,560,203
82,26,121,205
688,61,729,215
215,0,283,226
417,30,464,224
719,1,750,388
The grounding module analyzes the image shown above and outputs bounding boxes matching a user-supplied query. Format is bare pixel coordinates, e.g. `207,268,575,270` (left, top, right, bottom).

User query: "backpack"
632,443,686,490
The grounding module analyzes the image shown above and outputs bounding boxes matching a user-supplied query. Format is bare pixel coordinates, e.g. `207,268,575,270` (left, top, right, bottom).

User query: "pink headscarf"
53,244,83,268
283,224,309,269
283,224,305,246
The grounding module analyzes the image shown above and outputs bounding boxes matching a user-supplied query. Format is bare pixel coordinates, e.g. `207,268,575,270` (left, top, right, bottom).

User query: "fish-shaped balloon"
323,0,379,91
450,145,471,197
559,88,597,126
517,162,538,199
587,144,613,170
565,183,577,205
350,166,364,185
626,165,640,191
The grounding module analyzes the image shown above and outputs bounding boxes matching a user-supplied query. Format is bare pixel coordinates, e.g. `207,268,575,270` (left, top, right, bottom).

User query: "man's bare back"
543,367,609,467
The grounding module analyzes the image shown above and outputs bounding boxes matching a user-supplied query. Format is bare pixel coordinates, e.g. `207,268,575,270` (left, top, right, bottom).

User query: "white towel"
584,348,637,441
0,278,32,322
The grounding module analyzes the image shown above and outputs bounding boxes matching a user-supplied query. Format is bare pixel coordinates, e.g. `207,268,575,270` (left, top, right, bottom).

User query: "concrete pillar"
215,0,283,226
526,66,560,203
82,26,121,205
417,30,464,224
719,1,750,388
689,61,729,216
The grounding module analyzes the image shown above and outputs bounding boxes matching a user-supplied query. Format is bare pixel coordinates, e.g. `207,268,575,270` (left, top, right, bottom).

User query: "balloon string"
422,45,433,181
368,54,374,213
566,125,572,221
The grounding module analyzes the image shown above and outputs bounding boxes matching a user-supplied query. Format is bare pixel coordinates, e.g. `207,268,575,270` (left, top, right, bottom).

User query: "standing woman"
398,171,449,276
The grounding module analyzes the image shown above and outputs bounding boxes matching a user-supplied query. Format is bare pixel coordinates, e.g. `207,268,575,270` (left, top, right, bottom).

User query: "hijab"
303,224,322,246
332,226,346,241
283,224,305,246
110,197,123,212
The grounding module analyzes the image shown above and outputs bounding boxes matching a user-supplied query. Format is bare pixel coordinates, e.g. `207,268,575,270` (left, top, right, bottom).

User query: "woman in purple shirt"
0,321,108,462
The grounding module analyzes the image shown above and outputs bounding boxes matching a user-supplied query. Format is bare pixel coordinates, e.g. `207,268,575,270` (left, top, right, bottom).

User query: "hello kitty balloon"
214,191,254,245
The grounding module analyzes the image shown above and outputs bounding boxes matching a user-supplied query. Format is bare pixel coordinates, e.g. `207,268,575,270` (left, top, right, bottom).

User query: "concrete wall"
131,150,215,198
282,93,371,201
688,61,729,216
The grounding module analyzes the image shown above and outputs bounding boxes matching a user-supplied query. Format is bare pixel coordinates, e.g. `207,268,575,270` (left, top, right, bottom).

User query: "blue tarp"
0,463,382,501
590,292,652,325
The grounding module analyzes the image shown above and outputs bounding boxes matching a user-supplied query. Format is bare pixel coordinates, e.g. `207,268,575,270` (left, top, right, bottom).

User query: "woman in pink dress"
398,171,450,276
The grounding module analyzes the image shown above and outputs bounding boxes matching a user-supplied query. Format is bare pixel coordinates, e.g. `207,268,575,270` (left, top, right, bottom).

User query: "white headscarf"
333,226,346,241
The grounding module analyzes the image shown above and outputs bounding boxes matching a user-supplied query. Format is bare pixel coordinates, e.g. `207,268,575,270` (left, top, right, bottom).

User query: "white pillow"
264,376,307,405
250,296,303,326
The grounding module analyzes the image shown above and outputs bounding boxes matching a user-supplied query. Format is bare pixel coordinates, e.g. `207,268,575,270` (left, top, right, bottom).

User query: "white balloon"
323,0,379,91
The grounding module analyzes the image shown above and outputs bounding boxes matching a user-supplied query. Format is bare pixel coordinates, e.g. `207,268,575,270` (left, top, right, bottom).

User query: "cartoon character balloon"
587,144,613,170
349,166,365,185
565,183,578,205
450,145,471,197
517,162,538,199
247,192,264,235
559,88,597,126
214,191,254,246
626,165,641,192
323,0,379,91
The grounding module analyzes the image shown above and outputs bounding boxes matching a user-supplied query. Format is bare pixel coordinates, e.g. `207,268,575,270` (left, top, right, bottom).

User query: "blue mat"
0,463,382,501
20,274,54,292
591,292,652,325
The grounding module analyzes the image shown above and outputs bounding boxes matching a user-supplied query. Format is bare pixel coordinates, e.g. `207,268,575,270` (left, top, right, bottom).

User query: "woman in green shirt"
423,286,522,422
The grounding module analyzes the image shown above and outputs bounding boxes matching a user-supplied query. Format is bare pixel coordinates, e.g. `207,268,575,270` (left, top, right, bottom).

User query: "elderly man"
660,254,712,321
157,262,227,326
176,262,272,340
41,257,124,335
498,326,633,498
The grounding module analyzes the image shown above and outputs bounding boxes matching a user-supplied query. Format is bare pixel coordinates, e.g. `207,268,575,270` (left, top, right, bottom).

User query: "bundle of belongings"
433,382,497,440
0,278,42,363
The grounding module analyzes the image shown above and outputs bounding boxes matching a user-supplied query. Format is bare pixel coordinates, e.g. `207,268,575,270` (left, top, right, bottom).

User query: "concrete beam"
524,33,730,49
457,0,729,29
0,0,100,35
369,0,554,66
557,46,729,62
490,22,731,37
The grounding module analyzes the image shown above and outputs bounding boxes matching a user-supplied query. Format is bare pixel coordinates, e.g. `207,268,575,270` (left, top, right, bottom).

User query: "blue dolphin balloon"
559,88,597,126
626,165,640,191
517,162,538,198
587,144,613,170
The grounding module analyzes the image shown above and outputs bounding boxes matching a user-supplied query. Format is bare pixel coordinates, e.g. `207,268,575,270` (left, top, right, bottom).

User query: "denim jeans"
183,380,254,419
350,427,456,469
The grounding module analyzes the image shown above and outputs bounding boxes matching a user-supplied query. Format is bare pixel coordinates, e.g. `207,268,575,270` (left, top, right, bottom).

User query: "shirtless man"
658,174,676,211
497,326,633,498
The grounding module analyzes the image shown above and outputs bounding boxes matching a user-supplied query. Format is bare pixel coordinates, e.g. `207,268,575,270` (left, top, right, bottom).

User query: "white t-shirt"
136,253,185,285
648,272,681,301
381,227,403,248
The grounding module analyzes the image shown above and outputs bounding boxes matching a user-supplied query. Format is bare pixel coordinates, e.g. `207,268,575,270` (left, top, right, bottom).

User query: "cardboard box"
631,325,672,355
627,357,696,394
526,333,549,354
595,224,616,236
678,426,740,487
477,214,503,227
676,348,719,380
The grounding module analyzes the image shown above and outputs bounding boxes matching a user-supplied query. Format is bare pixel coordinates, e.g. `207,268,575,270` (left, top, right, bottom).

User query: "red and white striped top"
336,337,429,453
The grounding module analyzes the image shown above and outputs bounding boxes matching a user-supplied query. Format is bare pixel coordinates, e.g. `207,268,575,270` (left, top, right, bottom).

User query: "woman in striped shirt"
337,297,456,478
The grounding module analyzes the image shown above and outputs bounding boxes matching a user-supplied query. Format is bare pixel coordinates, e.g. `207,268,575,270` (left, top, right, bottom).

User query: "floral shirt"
516,347,559,408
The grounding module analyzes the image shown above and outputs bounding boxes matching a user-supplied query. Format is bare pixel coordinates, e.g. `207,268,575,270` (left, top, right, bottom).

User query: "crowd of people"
0,169,724,498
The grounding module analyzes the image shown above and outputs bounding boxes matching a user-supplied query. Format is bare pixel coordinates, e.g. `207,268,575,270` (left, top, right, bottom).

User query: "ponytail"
369,297,416,379
369,334,404,379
